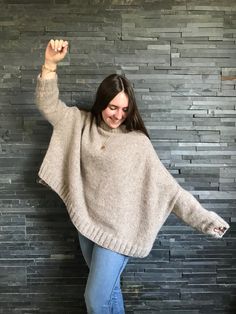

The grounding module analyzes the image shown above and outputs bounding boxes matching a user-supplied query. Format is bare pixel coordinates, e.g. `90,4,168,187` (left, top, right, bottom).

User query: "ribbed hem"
37,160,152,258
76,222,151,258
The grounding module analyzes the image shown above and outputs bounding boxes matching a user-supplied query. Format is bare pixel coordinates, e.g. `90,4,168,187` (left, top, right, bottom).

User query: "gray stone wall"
0,0,235,313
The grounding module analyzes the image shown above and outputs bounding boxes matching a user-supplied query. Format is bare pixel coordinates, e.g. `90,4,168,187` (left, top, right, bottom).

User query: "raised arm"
42,39,68,79
35,39,70,126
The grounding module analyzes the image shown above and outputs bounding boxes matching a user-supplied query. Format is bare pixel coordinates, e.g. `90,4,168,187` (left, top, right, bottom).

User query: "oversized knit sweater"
35,74,230,258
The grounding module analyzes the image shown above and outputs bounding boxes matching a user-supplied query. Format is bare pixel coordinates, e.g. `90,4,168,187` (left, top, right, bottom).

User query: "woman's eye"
109,106,128,112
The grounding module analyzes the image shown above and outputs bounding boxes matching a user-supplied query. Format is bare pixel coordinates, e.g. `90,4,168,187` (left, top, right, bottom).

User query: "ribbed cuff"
203,211,230,238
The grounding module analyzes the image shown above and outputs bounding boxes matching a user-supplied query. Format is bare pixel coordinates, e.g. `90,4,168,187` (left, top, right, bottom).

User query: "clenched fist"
45,39,69,67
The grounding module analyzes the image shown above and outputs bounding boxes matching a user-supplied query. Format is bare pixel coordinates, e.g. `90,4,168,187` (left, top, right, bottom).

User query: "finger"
63,44,68,54
54,39,59,51
50,39,55,50
219,227,226,232
62,40,68,47
58,39,64,52
214,227,227,235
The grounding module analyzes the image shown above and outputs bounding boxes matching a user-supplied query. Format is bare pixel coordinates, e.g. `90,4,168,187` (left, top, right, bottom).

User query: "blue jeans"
78,231,129,314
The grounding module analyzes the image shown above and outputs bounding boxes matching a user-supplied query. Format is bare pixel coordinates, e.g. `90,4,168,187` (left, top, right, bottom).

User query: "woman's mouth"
110,119,120,124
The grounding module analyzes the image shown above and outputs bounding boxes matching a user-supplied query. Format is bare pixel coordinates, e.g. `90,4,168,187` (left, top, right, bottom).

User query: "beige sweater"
35,74,230,258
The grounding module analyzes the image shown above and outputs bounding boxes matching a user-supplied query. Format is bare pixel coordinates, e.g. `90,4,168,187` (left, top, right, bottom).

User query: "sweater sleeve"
172,186,230,238
35,73,71,127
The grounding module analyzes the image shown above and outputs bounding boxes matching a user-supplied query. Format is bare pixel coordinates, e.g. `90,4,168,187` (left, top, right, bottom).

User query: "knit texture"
35,74,230,258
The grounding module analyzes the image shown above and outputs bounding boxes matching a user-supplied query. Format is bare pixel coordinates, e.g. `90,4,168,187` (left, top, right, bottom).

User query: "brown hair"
90,74,150,138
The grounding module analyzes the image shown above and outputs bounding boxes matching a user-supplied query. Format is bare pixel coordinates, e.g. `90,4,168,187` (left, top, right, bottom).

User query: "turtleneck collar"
99,120,128,134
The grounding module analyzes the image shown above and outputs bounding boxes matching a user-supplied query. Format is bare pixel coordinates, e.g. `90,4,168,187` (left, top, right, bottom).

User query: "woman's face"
101,91,129,129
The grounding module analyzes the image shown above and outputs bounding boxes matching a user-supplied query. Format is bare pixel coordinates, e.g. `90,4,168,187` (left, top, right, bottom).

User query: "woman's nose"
114,110,123,120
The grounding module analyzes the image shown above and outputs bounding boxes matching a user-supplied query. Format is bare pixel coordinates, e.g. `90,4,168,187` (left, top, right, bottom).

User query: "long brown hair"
90,74,150,138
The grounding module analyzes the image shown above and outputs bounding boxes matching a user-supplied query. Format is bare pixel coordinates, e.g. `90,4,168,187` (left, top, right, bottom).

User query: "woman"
35,39,230,314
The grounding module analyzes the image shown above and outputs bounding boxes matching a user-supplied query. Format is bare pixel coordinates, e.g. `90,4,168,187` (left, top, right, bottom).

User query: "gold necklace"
101,134,113,149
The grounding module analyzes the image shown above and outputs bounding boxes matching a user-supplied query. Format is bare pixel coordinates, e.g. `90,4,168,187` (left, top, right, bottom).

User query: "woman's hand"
44,39,69,68
213,226,227,236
